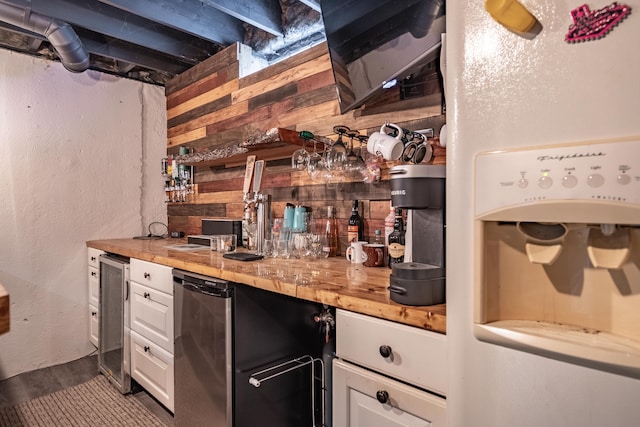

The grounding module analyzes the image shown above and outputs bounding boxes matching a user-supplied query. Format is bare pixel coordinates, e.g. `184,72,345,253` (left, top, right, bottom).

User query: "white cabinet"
130,282,173,353
333,309,447,426
130,330,174,412
129,258,174,413
87,247,104,348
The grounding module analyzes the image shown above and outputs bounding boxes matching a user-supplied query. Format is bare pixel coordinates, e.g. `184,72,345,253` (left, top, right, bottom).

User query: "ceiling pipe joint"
0,2,89,72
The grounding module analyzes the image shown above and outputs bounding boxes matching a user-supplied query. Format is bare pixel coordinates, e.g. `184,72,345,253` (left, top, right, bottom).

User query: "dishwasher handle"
181,281,232,298
174,269,233,298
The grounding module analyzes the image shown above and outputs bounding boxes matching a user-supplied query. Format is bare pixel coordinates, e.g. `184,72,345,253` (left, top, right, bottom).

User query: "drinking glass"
276,240,290,259
292,233,311,259
291,139,310,171
263,239,276,258
307,139,324,178
327,125,349,171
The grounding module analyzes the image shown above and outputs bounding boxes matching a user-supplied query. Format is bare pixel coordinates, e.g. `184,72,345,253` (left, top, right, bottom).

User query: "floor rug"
0,375,167,426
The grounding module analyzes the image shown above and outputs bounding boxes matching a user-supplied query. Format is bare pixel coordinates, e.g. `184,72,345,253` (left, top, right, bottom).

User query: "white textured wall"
0,50,166,380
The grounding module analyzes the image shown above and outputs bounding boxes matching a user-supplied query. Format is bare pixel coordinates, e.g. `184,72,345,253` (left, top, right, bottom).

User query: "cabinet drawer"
87,248,104,269
130,330,174,413
333,359,446,427
89,305,99,348
88,266,100,307
130,282,173,353
336,309,447,396
130,258,173,294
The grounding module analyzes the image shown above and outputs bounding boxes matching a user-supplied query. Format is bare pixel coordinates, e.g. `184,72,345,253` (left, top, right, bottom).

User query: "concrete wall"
0,50,166,380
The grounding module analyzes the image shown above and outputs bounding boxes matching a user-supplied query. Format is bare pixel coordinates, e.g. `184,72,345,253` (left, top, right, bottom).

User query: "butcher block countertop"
0,282,9,335
87,238,446,334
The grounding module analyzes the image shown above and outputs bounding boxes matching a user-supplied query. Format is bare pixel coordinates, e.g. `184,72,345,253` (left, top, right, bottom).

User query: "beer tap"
242,156,271,254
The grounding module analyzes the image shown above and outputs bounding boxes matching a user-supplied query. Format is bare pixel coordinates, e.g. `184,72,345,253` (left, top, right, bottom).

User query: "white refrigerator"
446,1,640,426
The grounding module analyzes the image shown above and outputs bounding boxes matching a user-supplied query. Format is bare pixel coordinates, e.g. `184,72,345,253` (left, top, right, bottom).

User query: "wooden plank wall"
164,42,446,254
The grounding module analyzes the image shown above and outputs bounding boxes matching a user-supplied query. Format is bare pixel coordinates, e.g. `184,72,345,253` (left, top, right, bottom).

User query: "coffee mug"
367,123,404,161
345,241,368,264
363,244,385,267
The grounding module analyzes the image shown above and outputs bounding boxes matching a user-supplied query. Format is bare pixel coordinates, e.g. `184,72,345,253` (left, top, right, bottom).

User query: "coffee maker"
388,165,446,306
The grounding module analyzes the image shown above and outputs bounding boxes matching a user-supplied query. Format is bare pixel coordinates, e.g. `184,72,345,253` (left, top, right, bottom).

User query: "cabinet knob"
379,345,393,358
91,311,97,316
143,292,150,299
91,271,97,277
376,390,389,404
144,346,150,353
144,272,151,279
91,256,96,261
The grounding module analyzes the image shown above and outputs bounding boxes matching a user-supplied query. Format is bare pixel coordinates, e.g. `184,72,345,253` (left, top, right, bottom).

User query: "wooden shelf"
180,128,329,169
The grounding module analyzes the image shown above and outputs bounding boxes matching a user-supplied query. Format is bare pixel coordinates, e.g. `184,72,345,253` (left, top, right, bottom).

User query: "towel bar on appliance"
249,355,326,427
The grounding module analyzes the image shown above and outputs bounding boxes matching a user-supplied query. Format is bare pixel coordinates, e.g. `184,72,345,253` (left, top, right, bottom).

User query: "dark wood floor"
0,353,174,426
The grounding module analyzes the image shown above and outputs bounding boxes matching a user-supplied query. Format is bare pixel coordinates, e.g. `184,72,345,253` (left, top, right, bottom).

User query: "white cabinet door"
89,305,99,348
88,267,99,308
333,359,447,427
130,282,173,353
130,330,174,413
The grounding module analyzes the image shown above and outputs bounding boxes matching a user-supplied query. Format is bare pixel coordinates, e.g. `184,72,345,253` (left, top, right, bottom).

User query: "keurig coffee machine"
388,165,445,306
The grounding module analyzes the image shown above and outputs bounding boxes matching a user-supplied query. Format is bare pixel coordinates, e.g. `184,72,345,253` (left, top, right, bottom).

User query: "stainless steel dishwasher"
173,269,327,427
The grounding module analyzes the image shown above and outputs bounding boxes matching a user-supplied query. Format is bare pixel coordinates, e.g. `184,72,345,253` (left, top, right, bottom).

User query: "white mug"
345,241,368,264
367,123,404,161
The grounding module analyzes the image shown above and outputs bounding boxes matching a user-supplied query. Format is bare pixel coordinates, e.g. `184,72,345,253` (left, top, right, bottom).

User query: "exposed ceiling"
0,0,325,86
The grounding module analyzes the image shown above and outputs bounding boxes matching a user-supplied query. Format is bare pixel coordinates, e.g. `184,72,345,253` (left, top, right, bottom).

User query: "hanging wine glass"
307,137,323,177
291,137,310,171
345,130,366,179
327,125,349,171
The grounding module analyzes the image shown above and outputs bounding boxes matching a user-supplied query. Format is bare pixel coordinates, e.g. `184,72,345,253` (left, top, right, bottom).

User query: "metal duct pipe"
0,2,89,72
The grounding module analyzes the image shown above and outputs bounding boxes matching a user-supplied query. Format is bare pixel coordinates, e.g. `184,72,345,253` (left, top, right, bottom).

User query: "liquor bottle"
388,207,405,268
384,202,395,247
324,206,339,257
347,200,364,243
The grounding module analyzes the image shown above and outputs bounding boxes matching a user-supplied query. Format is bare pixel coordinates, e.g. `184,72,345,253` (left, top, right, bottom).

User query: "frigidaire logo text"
537,152,606,162
391,190,406,196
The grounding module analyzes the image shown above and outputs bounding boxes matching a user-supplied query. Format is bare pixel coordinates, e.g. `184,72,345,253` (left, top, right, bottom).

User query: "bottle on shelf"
324,206,339,257
347,200,365,244
373,229,383,245
388,207,405,268
384,201,395,247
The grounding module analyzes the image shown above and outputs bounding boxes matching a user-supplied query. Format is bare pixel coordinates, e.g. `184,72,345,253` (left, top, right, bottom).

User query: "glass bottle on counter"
324,206,339,256
384,201,395,247
347,200,364,243
388,207,405,268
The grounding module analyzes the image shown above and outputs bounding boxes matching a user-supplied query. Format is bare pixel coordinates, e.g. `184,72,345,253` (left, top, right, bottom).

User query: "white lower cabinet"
87,247,103,348
130,330,174,412
334,309,447,426
129,282,173,353
129,258,174,413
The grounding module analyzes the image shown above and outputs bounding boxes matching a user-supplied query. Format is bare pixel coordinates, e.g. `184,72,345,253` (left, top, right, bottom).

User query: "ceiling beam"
98,0,247,44
1,0,220,62
297,0,321,12
202,0,283,36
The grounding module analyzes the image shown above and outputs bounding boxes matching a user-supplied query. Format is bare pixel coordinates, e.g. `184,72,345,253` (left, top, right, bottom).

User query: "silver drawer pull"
379,345,393,359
